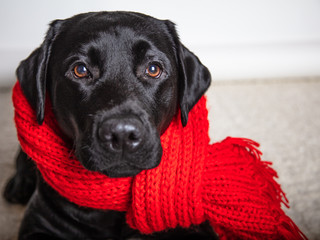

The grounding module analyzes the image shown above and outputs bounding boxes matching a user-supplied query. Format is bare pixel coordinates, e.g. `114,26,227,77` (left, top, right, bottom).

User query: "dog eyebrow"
132,40,151,63
87,47,102,67
62,46,102,68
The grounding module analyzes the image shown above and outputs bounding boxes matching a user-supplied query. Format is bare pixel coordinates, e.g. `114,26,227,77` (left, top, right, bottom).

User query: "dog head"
16,12,211,178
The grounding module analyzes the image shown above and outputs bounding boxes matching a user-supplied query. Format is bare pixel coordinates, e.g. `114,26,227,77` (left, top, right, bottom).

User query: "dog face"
16,12,211,178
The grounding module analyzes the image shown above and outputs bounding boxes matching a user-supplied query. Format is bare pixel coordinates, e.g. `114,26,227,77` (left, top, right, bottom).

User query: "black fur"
3,12,215,239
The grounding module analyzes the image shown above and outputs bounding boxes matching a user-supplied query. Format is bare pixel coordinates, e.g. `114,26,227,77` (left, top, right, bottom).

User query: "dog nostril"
109,133,121,149
127,126,142,140
129,132,139,141
127,131,142,148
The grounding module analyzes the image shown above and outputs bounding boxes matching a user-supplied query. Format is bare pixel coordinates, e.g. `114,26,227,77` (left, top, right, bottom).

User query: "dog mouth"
76,140,163,178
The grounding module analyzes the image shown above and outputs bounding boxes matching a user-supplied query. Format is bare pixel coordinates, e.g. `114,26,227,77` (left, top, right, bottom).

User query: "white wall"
1,0,320,84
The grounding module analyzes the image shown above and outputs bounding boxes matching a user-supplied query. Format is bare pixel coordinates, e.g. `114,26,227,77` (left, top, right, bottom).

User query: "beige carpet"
1,77,319,239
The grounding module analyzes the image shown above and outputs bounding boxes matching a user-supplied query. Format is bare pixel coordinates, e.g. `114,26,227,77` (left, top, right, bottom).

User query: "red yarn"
12,81,307,239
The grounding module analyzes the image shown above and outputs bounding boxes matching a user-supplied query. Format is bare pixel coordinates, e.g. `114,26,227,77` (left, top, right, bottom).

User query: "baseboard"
190,41,320,81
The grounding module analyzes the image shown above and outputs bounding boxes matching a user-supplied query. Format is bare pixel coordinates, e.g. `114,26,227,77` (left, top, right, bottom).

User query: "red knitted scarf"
13,82,306,239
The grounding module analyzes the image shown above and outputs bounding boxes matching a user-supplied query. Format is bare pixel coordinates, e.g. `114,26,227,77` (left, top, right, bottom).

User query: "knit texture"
12,81,306,239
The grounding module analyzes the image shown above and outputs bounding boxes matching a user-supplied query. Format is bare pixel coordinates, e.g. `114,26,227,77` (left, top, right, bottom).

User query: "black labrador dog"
4,12,217,239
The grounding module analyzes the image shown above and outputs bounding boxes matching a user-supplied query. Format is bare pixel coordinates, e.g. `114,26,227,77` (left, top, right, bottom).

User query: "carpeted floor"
1,77,319,240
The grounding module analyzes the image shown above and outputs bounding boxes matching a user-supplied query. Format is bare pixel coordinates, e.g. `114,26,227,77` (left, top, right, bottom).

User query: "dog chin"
101,166,142,178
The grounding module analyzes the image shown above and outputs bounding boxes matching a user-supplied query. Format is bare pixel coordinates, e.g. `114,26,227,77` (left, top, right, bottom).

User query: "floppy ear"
178,45,211,126
165,21,212,126
16,20,63,125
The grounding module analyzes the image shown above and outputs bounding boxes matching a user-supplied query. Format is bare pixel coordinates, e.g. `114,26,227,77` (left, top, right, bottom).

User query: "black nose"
98,117,143,152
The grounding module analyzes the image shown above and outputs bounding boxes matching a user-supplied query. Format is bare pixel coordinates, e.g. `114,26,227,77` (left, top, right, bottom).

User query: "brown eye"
146,63,162,78
73,64,90,78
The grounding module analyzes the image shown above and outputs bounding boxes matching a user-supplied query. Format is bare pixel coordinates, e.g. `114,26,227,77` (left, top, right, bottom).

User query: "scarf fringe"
278,215,308,240
205,137,307,240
